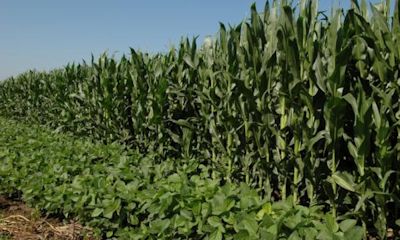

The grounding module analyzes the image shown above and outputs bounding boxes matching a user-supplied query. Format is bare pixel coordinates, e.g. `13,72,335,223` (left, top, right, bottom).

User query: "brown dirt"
0,196,96,240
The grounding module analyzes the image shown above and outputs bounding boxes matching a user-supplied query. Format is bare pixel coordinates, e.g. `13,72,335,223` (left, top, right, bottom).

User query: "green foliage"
0,117,364,239
0,0,400,238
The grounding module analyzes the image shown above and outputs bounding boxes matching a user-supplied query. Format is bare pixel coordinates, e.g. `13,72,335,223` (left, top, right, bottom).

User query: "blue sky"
0,1,384,80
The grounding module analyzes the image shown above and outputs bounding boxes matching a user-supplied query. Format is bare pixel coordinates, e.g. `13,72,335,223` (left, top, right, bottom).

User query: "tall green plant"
1,1,399,237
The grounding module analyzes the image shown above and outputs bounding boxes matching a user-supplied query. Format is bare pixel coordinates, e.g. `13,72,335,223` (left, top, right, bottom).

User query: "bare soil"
0,196,96,240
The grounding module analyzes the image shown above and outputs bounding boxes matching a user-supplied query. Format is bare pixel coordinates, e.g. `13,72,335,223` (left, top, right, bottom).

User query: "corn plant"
0,0,399,237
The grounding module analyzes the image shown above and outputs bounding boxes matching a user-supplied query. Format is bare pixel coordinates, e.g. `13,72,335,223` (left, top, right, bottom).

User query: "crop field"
0,0,400,239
